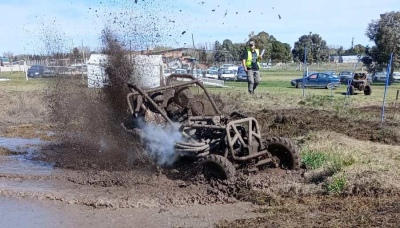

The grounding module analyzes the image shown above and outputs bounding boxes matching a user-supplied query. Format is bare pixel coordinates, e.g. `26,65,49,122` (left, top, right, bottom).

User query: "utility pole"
351,37,354,49
81,40,85,64
130,40,132,64
192,34,195,49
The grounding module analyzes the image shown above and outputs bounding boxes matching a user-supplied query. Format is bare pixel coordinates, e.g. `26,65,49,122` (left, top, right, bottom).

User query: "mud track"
251,106,400,145
1,104,400,227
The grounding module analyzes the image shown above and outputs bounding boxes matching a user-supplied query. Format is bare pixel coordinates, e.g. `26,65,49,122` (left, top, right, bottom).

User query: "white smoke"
139,121,183,166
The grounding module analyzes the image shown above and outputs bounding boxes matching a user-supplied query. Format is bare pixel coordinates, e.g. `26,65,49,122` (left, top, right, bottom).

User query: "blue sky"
0,0,399,55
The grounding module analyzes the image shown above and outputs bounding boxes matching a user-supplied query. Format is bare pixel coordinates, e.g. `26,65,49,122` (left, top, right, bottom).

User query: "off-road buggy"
126,74,300,179
347,71,372,95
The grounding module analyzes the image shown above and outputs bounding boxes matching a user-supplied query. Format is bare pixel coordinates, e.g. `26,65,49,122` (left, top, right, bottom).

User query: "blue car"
27,65,45,78
236,66,248,81
291,72,341,89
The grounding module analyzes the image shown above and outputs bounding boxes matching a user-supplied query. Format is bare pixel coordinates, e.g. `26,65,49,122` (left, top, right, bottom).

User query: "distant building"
330,55,361,63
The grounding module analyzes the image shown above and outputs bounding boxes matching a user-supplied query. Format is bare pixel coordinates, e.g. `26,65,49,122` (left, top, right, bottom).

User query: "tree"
337,46,344,55
292,33,329,64
366,11,400,83
270,41,292,63
213,41,225,63
72,47,80,62
353,44,366,55
248,31,272,59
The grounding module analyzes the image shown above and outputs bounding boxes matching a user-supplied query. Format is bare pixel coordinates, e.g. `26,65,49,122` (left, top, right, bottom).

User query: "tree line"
212,10,400,79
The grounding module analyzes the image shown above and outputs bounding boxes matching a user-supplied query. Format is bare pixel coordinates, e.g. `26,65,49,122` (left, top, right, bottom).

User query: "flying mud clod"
125,74,301,180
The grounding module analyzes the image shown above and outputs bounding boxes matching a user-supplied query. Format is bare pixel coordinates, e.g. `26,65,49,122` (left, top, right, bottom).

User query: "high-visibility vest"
245,48,260,68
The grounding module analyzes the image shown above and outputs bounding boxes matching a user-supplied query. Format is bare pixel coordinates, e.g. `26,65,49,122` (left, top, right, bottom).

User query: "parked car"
393,72,400,81
27,65,45,78
217,68,227,79
205,70,218,79
236,66,248,82
43,67,58,77
221,64,238,72
192,68,202,79
339,71,353,84
174,68,187,75
220,69,236,81
372,72,387,82
291,72,341,89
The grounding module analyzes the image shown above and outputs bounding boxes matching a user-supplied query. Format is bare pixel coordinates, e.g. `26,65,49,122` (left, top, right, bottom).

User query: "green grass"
301,150,327,169
327,173,347,194
3,70,400,108
0,71,86,92
301,147,355,172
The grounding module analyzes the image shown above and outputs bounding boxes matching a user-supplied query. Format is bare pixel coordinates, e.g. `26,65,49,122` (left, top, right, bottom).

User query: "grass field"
2,70,400,109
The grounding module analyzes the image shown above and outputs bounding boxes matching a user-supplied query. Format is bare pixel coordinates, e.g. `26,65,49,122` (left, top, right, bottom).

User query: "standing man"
242,40,262,94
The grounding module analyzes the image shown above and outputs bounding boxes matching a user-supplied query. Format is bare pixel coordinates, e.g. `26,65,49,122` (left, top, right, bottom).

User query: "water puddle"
0,137,54,176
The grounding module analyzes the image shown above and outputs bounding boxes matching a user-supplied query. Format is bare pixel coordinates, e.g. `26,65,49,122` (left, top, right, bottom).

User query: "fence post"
396,90,399,100
24,60,28,81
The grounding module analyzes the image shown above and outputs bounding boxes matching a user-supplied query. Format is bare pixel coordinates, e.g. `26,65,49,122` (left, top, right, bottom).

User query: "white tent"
87,54,163,89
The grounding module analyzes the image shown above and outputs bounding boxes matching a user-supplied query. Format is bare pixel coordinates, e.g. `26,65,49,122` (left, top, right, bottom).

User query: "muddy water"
0,137,53,176
0,196,259,228
0,137,261,227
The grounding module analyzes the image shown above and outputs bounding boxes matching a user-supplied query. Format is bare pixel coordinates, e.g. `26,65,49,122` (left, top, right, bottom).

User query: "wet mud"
1,103,399,227
251,106,400,146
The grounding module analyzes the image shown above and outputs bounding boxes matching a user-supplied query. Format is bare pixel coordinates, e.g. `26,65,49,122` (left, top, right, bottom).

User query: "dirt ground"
1,84,400,227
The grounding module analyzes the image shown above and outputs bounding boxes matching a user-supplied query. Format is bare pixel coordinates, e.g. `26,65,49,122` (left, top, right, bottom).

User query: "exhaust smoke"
137,119,183,166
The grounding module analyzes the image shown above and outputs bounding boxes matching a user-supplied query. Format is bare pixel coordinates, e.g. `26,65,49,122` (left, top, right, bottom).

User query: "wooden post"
396,89,399,100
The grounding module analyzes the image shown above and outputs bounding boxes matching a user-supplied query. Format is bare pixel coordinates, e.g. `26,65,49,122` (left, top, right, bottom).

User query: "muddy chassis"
126,74,300,179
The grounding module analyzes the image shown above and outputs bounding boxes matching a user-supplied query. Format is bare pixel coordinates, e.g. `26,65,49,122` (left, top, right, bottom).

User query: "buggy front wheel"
364,85,372,95
199,155,236,180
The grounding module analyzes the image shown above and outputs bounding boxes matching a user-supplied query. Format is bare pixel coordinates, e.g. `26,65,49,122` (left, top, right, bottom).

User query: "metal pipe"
232,150,269,161
255,158,273,167
180,124,225,130
176,141,207,147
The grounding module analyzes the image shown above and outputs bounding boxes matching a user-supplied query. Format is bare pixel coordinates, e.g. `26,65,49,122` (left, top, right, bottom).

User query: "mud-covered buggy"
126,74,300,179
347,71,372,95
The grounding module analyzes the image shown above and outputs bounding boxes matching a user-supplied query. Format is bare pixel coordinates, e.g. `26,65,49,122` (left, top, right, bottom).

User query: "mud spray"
37,2,256,200
43,28,186,171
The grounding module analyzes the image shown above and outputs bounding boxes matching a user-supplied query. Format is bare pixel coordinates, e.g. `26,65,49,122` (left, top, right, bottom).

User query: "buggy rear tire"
364,85,372,95
200,155,236,180
264,137,300,170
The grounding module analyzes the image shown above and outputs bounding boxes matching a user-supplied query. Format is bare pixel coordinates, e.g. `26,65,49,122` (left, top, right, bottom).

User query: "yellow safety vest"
245,48,260,68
